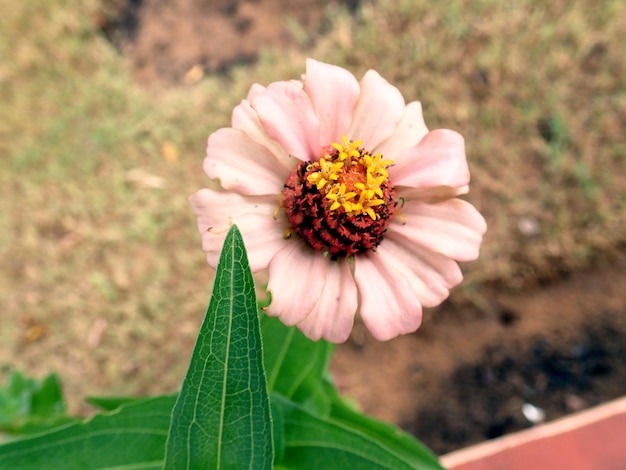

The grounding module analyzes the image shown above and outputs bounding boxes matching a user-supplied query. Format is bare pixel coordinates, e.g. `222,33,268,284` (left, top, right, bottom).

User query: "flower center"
281,136,397,258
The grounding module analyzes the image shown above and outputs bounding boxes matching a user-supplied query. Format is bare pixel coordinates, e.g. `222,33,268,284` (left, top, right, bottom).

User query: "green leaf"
261,315,334,415
0,370,77,437
270,399,285,465
30,373,64,418
0,395,176,469
163,224,273,470
272,393,443,470
260,307,442,468
86,395,141,412
273,393,443,470
324,381,444,470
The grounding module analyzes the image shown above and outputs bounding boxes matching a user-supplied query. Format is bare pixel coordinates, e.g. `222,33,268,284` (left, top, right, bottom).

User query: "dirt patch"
94,0,626,455
332,253,626,453
410,313,625,454
99,0,357,85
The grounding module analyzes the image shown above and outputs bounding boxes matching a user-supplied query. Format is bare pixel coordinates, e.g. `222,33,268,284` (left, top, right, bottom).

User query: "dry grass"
1,0,624,414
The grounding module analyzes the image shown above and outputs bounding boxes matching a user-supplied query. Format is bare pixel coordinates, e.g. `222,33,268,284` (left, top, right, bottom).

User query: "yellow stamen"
306,157,343,190
273,193,283,219
306,135,394,220
362,153,394,178
326,183,357,212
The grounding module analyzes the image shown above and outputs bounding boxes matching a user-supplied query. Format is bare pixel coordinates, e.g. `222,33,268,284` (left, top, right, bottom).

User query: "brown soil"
333,254,626,453
99,0,357,85
97,0,626,455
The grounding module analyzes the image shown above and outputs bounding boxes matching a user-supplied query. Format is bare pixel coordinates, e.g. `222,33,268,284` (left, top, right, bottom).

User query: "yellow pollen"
306,157,343,190
331,136,363,161
362,153,394,179
326,183,357,212
305,136,394,219
355,172,386,198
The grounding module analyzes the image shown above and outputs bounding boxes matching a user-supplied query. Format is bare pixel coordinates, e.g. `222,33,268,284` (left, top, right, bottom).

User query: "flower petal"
304,58,360,145
230,214,291,274
347,69,405,150
389,129,470,189
296,259,358,343
376,101,429,158
205,128,289,195
189,188,286,272
353,252,423,341
265,240,328,326
378,233,463,308
390,198,487,261
231,99,293,170
397,185,469,202
246,83,265,99
251,81,321,161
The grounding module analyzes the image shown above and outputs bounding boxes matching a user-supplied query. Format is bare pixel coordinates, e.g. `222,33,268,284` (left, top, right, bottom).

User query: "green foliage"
261,319,442,469
323,381,442,469
86,396,141,412
260,316,442,469
0,395,175,470
0,370,77,437
262,315,335,415
0,227,443,468
164,225,273,470
273,394,442,470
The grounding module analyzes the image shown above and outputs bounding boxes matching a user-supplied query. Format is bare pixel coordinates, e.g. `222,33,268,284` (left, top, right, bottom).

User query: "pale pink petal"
377,233,463,308
303,58,360,145
205,128,289,195
376,101,429,158
231,100,294,171
189,188,286,272
397,185,469,202
228,214,290,273
246,83,265,99
190,188,271,233
251,81,321,161
265,240,328,326
389,198,487,261
389,129,470,189
353,252,423,341
296,259,357,343
347,69,405,150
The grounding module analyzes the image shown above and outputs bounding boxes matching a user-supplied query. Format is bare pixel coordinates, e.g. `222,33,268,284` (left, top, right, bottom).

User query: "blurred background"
1,0,624,454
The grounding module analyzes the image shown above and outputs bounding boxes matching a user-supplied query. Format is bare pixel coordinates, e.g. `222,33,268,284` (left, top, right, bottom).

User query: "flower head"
190,59,487,343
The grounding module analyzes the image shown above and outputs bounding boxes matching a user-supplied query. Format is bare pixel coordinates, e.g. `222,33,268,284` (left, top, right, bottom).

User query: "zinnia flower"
190,59,486,343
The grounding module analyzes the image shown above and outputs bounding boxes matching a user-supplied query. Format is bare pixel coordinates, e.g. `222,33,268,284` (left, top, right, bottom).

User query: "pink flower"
190,59,486,343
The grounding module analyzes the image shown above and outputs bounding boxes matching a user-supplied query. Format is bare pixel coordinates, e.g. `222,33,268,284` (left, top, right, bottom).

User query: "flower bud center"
281,137,397,258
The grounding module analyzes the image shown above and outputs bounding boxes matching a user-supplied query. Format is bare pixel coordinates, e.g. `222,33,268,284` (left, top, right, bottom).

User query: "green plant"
0,227,443,469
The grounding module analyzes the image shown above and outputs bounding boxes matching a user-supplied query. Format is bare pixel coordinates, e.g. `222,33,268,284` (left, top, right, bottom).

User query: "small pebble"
522,403,546,424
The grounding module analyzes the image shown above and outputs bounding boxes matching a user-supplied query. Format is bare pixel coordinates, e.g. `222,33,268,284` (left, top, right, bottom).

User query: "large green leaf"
261,315,334,415
86,395,142,412
163,224,273,470
0,395,176,469
260,290,441,468
324,380,444,470
273,393,443,470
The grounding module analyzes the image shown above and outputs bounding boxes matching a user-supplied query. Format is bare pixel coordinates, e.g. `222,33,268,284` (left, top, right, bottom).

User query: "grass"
1,0,624,414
